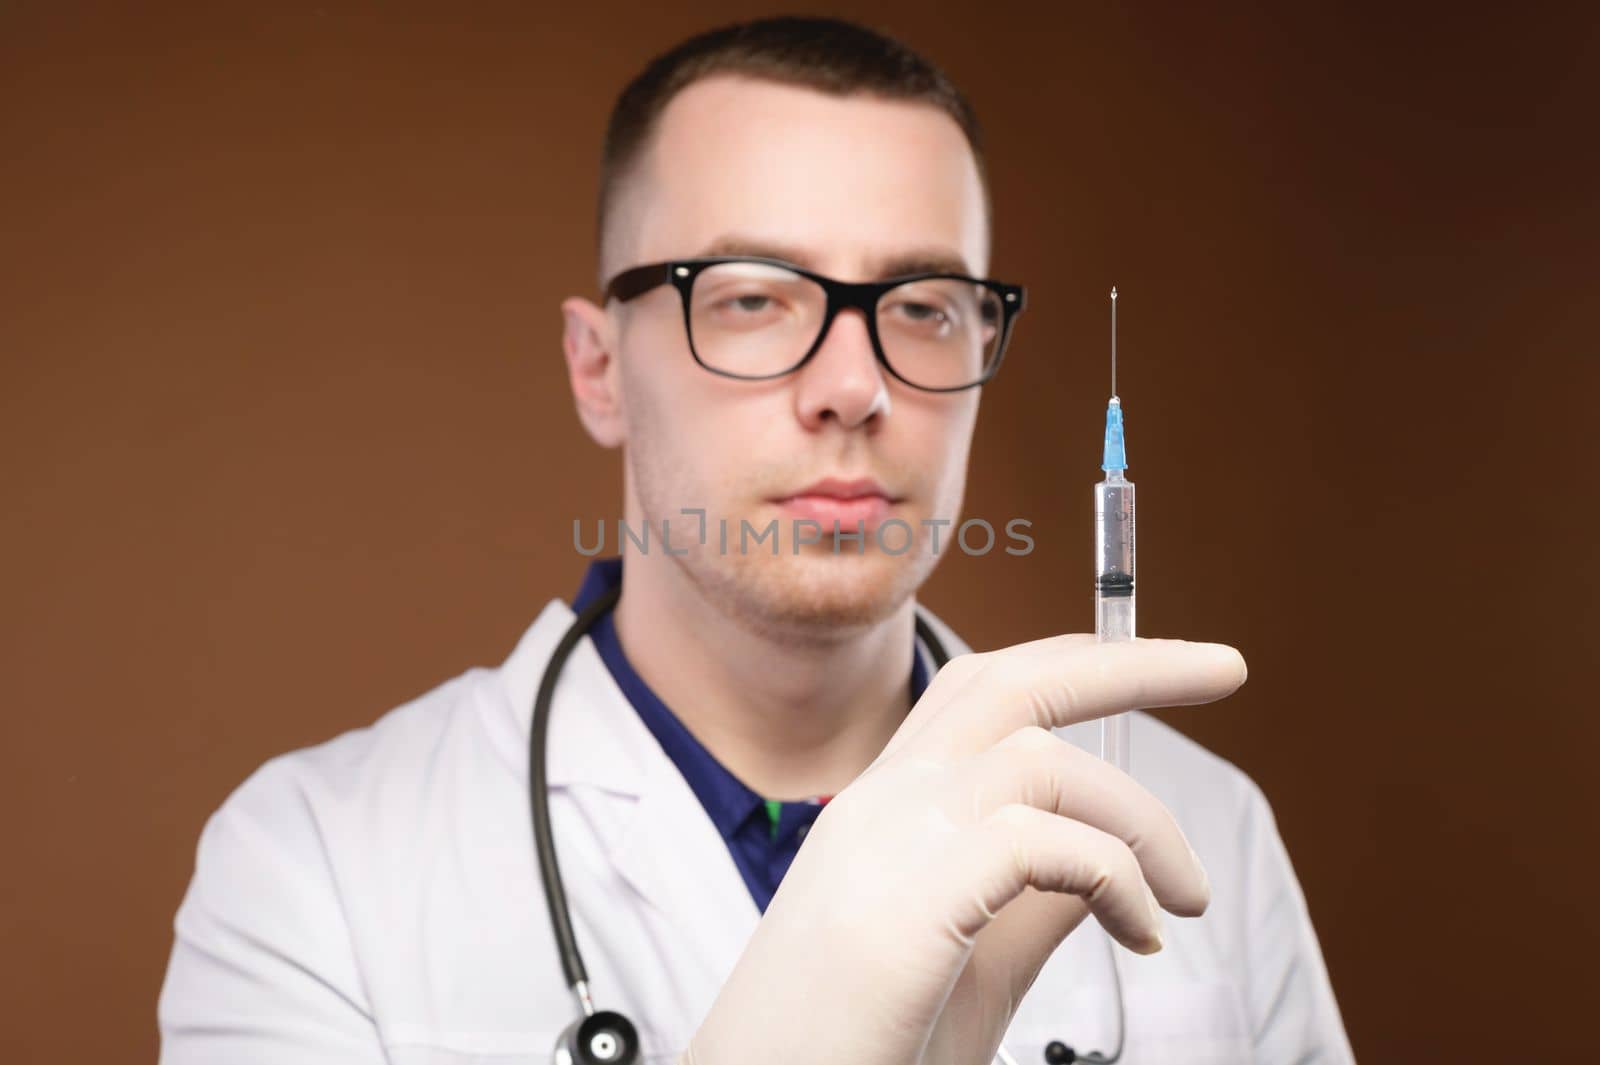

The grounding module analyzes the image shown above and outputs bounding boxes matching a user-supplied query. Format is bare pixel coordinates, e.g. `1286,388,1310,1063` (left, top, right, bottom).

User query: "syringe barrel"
1094,475,1136,608
1095,474,1135,774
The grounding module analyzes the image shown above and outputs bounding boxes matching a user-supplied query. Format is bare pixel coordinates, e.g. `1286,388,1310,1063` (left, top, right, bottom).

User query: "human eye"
896,300,950,324
693,262,812,330
882,288,960,336
699,284,792,332
723,292,777,314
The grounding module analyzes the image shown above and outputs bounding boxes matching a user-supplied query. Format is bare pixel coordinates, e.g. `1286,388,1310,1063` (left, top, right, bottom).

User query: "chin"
699,545,934,634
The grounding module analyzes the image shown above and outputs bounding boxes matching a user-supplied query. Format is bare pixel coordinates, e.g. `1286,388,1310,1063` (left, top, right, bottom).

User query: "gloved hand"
679,633,1247,1065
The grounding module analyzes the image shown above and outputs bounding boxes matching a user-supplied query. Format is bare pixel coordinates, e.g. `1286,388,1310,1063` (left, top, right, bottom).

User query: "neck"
611,554,916,800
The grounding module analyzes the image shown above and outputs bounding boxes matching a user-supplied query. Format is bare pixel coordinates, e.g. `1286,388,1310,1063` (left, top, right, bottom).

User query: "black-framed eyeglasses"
603,256,1027,393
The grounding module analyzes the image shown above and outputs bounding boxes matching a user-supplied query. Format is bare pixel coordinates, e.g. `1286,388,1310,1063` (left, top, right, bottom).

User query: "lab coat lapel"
530,600,760,993
608,738,761,982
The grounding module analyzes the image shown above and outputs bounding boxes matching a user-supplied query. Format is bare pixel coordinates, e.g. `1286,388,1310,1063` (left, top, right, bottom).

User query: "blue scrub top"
572,557,931,913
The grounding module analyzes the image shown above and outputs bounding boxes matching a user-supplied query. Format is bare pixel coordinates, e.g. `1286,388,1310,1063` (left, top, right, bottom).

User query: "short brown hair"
597,15,988,280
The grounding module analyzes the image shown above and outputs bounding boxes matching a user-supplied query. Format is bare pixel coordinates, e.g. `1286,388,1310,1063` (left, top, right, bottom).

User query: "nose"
792,307,890,431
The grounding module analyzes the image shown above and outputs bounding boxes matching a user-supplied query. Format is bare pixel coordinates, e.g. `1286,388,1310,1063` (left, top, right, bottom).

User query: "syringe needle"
1110,286,1118,399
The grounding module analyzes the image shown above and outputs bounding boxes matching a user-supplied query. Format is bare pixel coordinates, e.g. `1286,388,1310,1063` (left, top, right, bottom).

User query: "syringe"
1095,287,1134,773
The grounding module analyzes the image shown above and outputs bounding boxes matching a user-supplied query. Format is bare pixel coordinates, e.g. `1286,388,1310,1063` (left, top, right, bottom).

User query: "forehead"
628,75,990,279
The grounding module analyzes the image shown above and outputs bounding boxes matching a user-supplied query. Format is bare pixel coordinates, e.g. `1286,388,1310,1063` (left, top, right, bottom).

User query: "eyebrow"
695,235,976,279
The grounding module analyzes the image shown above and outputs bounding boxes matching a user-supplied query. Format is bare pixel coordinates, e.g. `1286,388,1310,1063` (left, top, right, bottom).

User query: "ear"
561,296,626,448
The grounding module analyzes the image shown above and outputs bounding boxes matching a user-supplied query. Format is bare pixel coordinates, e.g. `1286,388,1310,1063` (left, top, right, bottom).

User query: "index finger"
889,635,1247,764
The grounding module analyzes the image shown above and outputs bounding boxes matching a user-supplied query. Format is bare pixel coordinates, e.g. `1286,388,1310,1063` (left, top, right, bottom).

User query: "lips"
770,477,900,529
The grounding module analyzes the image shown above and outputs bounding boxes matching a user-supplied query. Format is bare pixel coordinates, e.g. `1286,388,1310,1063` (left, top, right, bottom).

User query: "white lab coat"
158,598,1355,1064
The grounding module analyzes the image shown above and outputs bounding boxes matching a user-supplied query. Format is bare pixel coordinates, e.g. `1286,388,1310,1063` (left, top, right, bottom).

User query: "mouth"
768,477,902,529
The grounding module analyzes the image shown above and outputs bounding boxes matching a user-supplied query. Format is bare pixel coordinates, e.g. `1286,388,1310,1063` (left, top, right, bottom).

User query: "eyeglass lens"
686,261,1002,389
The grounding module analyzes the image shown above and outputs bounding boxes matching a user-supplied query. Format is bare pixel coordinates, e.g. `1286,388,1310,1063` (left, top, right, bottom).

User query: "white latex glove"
680,633,1247,1065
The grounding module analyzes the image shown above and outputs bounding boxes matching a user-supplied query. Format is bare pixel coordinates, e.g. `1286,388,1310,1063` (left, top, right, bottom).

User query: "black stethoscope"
530,583,1125,1065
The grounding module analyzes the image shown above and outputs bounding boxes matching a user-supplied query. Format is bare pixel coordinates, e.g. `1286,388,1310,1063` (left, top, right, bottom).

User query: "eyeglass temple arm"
604,262,675,304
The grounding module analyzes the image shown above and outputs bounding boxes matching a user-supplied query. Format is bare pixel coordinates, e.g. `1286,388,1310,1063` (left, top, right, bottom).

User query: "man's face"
587,74,991,634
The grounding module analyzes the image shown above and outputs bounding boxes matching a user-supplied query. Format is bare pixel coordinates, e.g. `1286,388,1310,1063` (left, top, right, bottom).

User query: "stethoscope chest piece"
553,1010,639,1065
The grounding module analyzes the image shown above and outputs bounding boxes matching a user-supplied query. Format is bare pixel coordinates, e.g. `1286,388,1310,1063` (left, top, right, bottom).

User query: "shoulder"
238,666,489,809
189,663,498,898
161,621,555,1052
164,636,531,1018
212,598,585,830
182,598,594,921
190,596,578,892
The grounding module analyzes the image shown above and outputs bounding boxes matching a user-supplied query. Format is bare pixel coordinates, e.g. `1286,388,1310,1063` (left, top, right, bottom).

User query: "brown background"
3,2,1596,1060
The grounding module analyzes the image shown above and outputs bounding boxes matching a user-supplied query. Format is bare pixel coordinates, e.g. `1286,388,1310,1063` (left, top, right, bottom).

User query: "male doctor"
159,15,1354,1065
